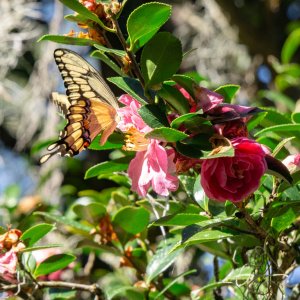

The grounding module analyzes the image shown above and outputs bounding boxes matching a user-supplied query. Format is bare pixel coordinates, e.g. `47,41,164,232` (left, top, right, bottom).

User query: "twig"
0,281,105,298
111,16,145,87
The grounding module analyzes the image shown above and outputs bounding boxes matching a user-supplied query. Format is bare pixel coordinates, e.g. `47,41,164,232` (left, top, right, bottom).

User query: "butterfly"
40,48,119,164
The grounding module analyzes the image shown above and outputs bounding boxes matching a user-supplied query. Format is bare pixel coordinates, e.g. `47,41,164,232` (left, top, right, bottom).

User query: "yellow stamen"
123,127,149,152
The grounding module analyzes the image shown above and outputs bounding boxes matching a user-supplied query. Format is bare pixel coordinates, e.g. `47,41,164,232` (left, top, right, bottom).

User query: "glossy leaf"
281,28,300,64
72,202,106,224
85,157,131,179
146,238,183,284
172,74,196,98
21,224,55,247
89,133,124,151
112,206,150,234
292,112,300,123
158,84,190,114
34,253,76,278
193,175,209,211
108,77,148,104
38,35,99,46
214,84,240,103
153,213,208,226
141,32,182,88
145,127,188,142
91,50,125,76
181,229,236,247
94,44,126,57
170,113,208,129
34,212,92,233
59,0,109,30
127,2,171,51
255,124,300,137
138,104,169,128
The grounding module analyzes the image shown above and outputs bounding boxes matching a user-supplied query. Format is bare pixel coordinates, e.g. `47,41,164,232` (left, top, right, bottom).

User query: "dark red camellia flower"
201,137,267,202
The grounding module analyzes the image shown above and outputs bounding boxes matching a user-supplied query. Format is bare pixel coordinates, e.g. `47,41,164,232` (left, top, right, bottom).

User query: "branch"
111,16,145,88
0,280,105,299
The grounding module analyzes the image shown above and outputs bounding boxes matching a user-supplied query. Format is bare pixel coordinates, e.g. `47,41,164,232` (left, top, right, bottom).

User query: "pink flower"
282,154,300,173
128,140,178,197
117,95,179,196
201,137,267,202
117,94,151,133
0,249,18,282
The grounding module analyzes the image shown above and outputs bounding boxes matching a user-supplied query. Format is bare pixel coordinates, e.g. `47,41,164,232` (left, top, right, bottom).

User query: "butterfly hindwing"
40,49,119,164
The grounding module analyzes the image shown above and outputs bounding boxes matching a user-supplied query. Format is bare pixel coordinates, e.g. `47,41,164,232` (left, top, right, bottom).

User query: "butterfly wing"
40,49,119,164
51,92,70,117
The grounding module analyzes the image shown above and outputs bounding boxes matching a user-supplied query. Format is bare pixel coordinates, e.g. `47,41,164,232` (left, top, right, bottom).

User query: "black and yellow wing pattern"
40,48,119,164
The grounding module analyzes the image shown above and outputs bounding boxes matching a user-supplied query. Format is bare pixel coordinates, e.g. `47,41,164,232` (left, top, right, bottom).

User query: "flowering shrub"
2,1,300,299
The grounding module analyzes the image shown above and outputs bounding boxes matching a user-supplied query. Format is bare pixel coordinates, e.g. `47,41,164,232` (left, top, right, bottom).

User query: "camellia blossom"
128,140,179,197
117,94,178,196
201,137,267,202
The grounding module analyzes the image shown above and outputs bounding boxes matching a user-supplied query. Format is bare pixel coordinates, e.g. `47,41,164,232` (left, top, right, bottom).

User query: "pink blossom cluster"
0,229,25,283
116,87,271,203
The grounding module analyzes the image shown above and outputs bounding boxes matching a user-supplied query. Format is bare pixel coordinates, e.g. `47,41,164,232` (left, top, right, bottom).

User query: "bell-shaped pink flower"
128,140,178,197
117,94,179,197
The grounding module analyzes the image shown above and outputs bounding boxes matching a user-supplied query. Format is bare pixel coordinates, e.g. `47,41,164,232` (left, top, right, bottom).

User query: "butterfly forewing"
39,49,119,164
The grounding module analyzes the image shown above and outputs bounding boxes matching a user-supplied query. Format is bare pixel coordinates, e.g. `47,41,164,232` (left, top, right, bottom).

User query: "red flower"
201,137,267,202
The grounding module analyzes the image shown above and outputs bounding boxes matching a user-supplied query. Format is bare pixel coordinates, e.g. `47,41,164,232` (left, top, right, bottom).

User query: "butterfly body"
40,49,119,164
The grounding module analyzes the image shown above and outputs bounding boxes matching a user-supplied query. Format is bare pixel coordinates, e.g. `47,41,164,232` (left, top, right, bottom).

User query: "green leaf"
272,137,295,157
170,113,206,129
89,133,124,151
223,266,253,281
138,104,169,128
281,28,300,64
146,238,182,284
34,212,92,233
64,13,91,24
21,224,55,247
127,2,172,51
179,228,236,248
158,84,190,114
59,0,110,30
145,127,188,142
85,157,131,179
141,32,182,88
21,244,62,253
247,112,268,131
72,202,106,224
271,205,300,232
49,290,77,300
154,270,196,299
258,90,295,111
214,84,240,103
94,44,126,57
193,175,209,211
38,34,99,46
112,206,150,234
153,213,208,227
172,74,196,98
91,51,125,76
34,253,76,278
292,112,300,123
255,124,300,137
108,77,148,105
